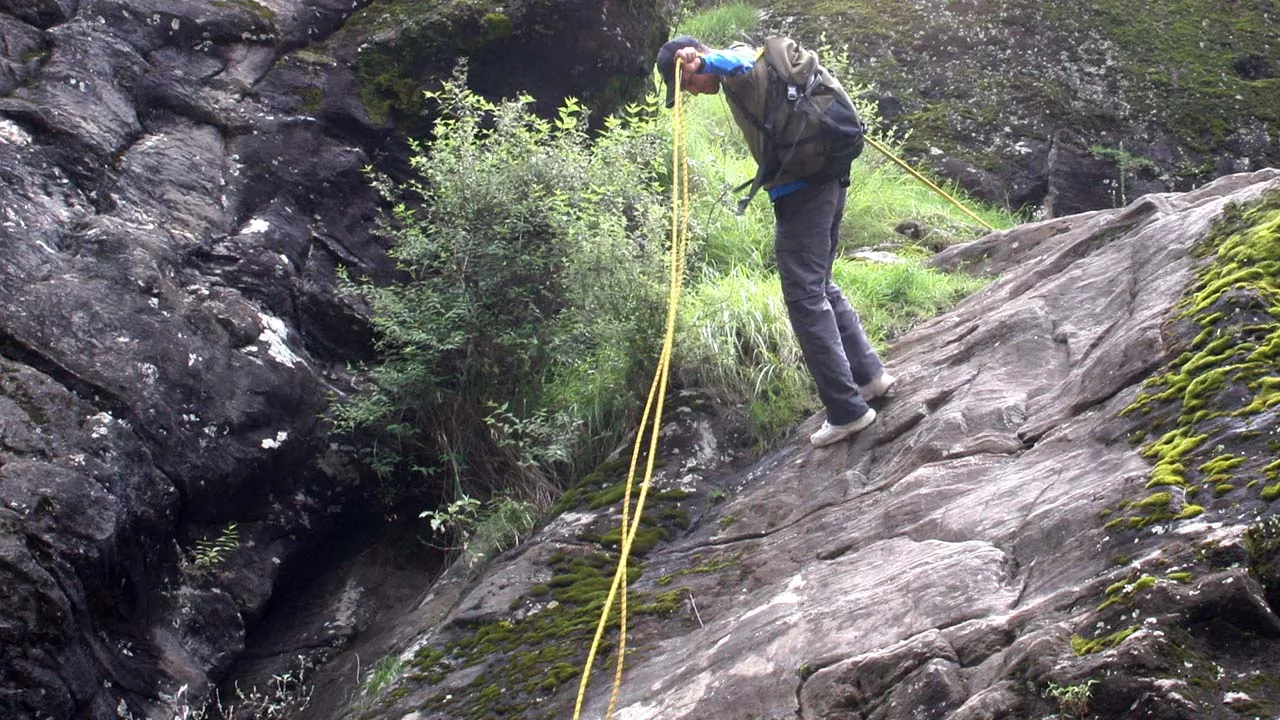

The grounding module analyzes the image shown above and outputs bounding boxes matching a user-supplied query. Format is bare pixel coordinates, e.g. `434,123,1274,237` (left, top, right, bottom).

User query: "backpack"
728,37,866,211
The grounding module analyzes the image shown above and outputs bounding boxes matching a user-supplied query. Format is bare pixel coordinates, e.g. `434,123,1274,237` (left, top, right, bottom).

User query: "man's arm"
698,47,755,75
673,45,755,76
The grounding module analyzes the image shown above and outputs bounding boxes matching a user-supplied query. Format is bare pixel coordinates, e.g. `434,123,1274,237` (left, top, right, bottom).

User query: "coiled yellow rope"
572,60,692,720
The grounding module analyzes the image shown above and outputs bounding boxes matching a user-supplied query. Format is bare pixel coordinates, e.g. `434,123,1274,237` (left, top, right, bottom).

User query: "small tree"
333,73,669,509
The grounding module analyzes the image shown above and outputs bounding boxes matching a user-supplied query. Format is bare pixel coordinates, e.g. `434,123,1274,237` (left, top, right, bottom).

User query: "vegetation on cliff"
334,6,1013,712
768,0,1278,204
333,4,1011,515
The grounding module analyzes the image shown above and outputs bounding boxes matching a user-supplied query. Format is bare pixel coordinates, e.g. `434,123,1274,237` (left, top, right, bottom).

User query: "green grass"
349,653,404,715
674,3,763,46
676,265,812,443
833,258,990,340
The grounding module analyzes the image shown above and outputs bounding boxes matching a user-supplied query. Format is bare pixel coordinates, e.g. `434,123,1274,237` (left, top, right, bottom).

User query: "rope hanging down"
572,60,692,720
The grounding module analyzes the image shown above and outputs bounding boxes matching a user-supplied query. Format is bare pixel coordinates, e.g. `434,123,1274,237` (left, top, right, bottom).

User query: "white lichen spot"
137,363,159,384
241,218,270,235
0,118,32,146
257,313,302,367
188,353,199,367
88,412,114,438
1223,691,1252,705
170,18,180,31
737,574,805,624
261,430,289,449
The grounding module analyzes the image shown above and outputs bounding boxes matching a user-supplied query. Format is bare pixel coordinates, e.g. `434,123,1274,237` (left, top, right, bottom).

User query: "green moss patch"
1113,190,1280,528
1098,573,1157,611
324,0,504,128
406,546,693,719
395,447,711,718
1071,625,1137,655
550,457,631,514
656,552,743,586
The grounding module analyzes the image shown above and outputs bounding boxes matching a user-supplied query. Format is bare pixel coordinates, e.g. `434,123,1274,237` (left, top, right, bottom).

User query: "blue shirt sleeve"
698,48,755,76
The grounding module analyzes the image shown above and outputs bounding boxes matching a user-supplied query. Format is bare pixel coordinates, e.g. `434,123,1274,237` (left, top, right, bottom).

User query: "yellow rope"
572,59,692,720
864,135,997,232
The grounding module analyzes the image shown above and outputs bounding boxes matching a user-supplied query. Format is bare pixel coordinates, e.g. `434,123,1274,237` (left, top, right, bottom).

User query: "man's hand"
674,46,702,71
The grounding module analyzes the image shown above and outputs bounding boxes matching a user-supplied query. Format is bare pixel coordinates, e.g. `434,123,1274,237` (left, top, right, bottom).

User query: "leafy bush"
420,492,540,568
333,76,669,505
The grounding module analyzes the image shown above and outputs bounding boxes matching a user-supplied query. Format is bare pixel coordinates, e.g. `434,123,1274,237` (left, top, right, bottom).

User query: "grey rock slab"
604,538,1019,720
17,19,146,156
579,170,1280,720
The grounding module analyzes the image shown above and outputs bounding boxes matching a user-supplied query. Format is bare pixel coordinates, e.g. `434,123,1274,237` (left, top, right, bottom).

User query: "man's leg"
774,181,869,427
828,288,884,386
822,185,886,386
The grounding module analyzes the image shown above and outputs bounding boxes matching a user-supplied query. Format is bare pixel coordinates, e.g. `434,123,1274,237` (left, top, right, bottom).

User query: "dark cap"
656,35,703,109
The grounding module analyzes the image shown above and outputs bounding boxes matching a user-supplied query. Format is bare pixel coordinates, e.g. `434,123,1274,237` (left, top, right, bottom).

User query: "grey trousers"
774,180,883,426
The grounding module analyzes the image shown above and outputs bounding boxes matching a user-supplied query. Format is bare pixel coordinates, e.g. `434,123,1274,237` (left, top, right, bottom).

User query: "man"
656,35,896,448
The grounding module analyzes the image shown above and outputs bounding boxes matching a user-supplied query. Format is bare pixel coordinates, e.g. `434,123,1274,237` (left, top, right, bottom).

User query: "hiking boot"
859,371,897,401
810,407,877,448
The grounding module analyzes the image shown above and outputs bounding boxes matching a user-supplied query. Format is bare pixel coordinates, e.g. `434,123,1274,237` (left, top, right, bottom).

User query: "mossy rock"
766,0,1279,208
1115,190,1280,530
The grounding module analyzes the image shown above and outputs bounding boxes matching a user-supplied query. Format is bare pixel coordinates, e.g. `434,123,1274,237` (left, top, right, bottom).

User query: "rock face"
767,0,1280,217
353,170,1280,720
0,1,665,717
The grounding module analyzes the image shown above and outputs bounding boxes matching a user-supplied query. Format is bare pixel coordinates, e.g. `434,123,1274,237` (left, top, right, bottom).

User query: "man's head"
656,35,717,108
